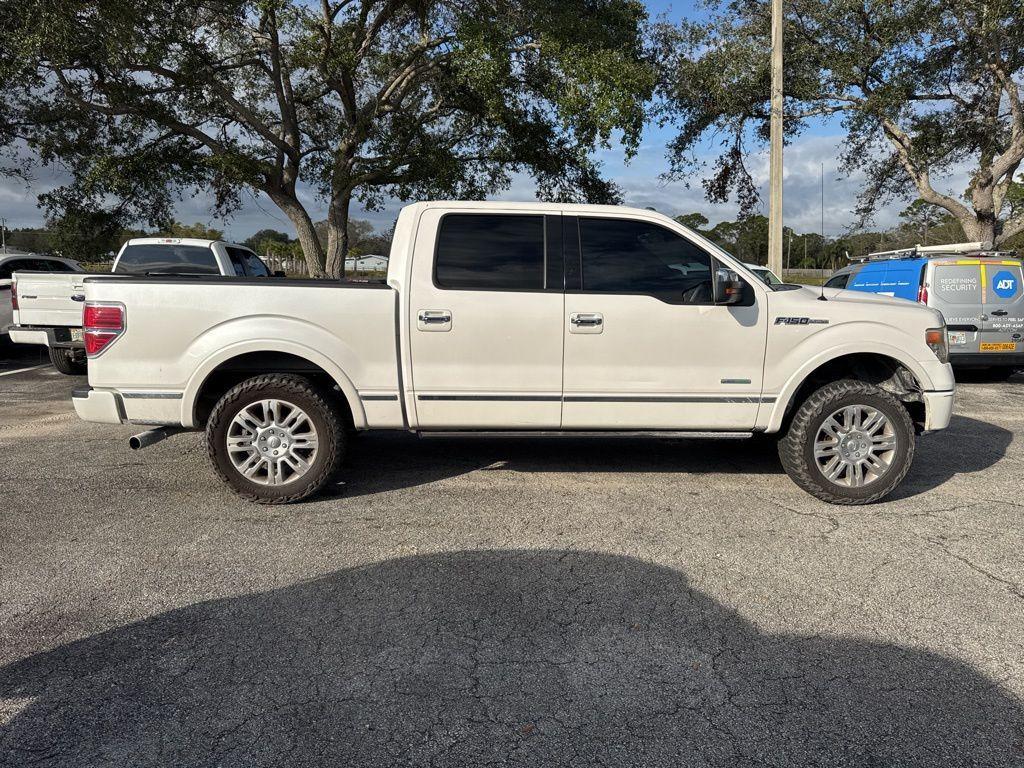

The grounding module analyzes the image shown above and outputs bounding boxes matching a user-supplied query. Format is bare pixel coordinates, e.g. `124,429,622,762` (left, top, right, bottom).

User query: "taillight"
10,278,18,311
83,302,125,357
917,284,928,304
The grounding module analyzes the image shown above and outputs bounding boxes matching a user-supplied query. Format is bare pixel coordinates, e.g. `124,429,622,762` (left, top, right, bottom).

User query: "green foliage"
4,0,656,277
242,229,291,250
155,221,226,240
674,212,709,231
44,207,124,262
659,0,1024,245
673,208,976,270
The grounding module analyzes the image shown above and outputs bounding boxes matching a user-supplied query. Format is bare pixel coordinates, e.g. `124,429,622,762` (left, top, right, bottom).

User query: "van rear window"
931,265,982,304
116,244,220,275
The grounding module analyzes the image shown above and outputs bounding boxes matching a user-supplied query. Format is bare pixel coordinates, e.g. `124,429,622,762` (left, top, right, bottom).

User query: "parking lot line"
0,364,50,378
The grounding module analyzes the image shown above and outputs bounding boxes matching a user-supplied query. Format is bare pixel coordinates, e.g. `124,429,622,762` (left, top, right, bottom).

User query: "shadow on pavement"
332,412,1011,500
330,433,785,498
896,414,1013,499
1,550,1021,766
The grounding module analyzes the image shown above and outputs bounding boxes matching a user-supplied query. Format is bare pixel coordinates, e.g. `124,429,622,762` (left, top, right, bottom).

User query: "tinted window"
0,259,71,277
0,260,35,279
24,258,76,272
825,273,849,289
115,244,220,275
237,248,270,277
226,248,246,276
435,214,544,290
580,218,713,303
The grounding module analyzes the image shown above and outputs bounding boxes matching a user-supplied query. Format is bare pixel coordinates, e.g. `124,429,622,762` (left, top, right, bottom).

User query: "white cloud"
0,134,977,241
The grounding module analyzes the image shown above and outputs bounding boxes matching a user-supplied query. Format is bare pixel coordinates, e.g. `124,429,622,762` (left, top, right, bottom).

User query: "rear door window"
115,244,220,275
931,264,982,306
225,248,247,276
435,214,545,290
227,247,270,277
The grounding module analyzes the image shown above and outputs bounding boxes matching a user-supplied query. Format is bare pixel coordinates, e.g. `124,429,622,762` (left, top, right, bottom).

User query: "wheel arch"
183,344,364,430
766,351,927,433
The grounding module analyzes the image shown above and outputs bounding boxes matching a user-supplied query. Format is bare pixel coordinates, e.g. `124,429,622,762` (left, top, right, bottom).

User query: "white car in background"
9,238,277,374
1,254,84,339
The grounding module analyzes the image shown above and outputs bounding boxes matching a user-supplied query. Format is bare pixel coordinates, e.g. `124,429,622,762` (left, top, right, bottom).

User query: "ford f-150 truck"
9,237,277,374
72,202,955,505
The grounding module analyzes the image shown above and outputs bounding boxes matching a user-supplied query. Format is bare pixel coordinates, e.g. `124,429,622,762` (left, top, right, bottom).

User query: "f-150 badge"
774,317,829,325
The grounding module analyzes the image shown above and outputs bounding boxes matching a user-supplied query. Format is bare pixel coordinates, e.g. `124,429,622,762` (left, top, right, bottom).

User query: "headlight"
925,327,948,363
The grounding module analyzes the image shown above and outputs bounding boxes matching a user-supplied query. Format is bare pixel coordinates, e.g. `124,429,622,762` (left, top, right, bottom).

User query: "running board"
417,430,754,439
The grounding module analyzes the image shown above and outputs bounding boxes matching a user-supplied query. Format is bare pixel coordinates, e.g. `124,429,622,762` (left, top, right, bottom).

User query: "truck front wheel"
48,347,87,375
206,374,346,504
778,379,915,505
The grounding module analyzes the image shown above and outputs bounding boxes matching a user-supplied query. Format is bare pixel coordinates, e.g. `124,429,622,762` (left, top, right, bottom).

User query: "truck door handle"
418,310,451,324
71,294,86,302
991,309,1008,316
570,313,603,327
417,309,452,332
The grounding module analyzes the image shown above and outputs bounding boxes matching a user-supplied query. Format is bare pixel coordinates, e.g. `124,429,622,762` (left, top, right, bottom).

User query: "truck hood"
773,285,945,328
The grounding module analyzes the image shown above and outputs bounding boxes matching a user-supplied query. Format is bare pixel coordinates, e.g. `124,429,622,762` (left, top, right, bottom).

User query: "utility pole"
767,0,784,278
1,218,6,254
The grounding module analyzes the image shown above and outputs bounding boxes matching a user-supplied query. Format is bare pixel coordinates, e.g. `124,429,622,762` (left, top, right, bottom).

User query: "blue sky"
0,0,966,242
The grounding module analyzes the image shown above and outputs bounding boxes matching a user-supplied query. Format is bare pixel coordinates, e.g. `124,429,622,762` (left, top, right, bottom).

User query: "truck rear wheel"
48,347,87,375
206,374,346,504
778,379,915,505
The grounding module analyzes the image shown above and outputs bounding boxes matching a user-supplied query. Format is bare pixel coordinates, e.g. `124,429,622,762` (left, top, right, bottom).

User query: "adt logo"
992,270,1018,299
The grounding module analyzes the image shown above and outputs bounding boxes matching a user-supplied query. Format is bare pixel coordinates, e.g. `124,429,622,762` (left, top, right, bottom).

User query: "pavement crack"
924,535,1024,601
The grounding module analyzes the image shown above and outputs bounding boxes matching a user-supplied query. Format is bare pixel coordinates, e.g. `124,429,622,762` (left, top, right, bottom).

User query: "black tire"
206,374,346,504
777,379,915,505
48,346,87,375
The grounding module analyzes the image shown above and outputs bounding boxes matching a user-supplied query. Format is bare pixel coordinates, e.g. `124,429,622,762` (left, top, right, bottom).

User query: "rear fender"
180,318,367,429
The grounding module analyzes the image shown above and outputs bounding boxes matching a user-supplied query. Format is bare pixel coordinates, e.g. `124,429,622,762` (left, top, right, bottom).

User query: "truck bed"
82,275,401,428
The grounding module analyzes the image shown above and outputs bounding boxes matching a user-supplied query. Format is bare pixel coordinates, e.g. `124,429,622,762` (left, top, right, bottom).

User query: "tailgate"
14,272,86,327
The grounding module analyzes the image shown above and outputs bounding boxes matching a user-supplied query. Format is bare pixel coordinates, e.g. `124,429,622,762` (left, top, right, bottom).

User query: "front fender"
762,323,944,432
179,316,368,429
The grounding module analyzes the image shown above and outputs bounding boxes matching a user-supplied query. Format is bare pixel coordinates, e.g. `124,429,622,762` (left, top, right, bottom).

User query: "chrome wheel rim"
227,399,319,486
813,405,896,488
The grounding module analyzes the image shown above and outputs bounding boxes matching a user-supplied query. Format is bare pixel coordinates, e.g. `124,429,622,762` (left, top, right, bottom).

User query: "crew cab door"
408,209,565,428
561,214,767,430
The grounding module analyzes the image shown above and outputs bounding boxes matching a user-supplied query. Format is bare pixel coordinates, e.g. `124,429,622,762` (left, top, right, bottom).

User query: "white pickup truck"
73,202,955,505
9,237,277,374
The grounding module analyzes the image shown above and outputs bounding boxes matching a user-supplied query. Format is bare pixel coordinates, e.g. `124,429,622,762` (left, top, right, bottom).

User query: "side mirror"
714,267,744,305
273,270,287,278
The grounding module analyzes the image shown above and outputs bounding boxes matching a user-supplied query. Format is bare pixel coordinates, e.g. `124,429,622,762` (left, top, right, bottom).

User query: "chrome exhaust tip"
129,427,182,450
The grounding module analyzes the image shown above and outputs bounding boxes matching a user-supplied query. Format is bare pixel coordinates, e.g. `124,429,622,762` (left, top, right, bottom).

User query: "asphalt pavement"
1,345,1022,766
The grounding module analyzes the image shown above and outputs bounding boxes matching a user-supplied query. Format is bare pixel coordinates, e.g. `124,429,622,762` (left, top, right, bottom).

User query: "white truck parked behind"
73,202,955,505
9,237,278,374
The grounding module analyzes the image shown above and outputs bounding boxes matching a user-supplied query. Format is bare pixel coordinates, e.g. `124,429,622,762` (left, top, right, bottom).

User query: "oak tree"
660,0,1024,246
4,0,653,277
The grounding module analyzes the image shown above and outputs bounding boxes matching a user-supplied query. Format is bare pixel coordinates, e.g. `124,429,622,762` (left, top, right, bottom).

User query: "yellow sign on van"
980,342,1017,352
